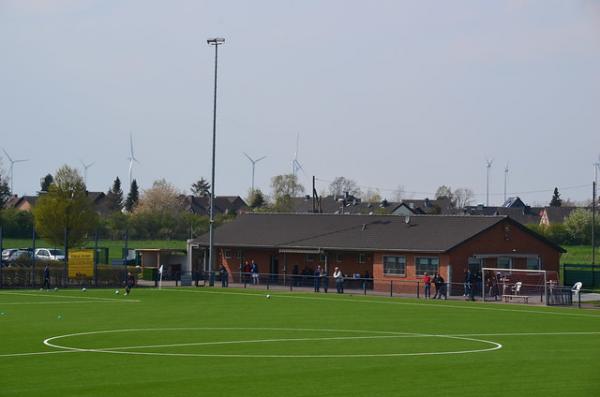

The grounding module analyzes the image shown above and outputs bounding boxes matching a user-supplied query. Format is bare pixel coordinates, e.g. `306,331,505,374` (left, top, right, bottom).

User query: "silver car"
34,248,65,261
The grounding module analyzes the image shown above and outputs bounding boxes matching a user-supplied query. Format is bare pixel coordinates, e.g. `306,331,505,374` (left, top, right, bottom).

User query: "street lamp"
207,37,225,285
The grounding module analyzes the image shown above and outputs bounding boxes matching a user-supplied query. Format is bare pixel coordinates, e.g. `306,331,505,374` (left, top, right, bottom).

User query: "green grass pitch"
0,287,599,396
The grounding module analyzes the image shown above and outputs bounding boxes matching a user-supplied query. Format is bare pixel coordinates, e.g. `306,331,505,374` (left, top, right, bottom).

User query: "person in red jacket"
423,272,432,299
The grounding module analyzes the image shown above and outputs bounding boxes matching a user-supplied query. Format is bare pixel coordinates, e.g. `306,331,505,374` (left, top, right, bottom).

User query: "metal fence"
562,264,600,289
0,267,594,308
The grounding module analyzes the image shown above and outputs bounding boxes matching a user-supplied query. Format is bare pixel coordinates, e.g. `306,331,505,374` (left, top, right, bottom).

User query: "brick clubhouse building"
186,213,565,290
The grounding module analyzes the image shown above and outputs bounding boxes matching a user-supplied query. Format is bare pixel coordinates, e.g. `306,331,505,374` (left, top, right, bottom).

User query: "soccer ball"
115,290,119,294
54,287,58,291
81,288,87,292
266,294,271,299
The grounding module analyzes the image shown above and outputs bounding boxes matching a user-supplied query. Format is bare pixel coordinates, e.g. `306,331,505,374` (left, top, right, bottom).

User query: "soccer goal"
481,268,559,305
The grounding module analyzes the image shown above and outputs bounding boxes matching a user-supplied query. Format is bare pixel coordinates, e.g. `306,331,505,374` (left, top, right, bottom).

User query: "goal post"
481,268,559,305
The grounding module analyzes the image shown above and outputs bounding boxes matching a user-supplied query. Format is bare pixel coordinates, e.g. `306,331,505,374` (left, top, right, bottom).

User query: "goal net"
481,268,559,304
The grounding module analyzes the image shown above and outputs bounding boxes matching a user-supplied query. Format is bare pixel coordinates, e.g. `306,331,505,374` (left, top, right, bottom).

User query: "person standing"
125,272,135,296
220,265,229,288
463,268,472,297
321,267,328,293
333,266,344,293
313,265,321,292
423,272,431,299
432,273,441,299
43,264,50,290
243,260,251,284
437,273,447,300
251,260,259,285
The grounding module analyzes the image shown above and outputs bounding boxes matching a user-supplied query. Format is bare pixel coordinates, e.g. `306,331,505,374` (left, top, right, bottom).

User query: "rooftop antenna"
485,158,493,206
292,132,304,177
2,148,28,193
127,132,140,188
243,152,266,192
504,163,509,203
80,160,95,187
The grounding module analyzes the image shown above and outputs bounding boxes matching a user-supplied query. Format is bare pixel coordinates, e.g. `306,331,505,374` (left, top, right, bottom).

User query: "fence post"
390,280,393,297
363,279,367,295
417,281,420,299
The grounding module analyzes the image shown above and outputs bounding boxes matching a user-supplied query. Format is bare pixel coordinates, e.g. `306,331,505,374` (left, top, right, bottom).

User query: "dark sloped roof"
191,213,510,253
544,207,577,223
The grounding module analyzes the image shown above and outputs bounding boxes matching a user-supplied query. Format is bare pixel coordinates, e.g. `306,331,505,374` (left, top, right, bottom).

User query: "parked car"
3,249,33,263
34,248,65,261
2,248,19,263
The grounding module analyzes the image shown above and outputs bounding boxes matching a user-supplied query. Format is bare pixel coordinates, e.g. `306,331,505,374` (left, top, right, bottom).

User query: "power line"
314,177,590,199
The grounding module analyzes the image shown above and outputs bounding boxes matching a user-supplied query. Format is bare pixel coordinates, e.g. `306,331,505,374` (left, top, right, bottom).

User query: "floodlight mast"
207,37,225,283
485,159,493,206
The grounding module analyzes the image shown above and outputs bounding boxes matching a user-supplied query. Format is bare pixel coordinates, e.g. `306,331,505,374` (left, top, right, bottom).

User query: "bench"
502,294,529,304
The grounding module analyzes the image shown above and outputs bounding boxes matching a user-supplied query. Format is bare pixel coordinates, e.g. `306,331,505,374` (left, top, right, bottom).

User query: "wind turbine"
243,152,266,192
127,133,140,188
291,133,304,177
485,158,493,206
2,148,28,193
504,163,509,203
80,160,95,187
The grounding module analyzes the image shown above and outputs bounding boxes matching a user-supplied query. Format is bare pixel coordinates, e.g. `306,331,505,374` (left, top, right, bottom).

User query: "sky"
1,0,599,206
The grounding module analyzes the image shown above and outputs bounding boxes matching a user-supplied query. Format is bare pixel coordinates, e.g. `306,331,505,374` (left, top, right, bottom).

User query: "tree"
248,189,266,209
136,179,183,215
393,185,406,202
270,174,304,212
191,178,211,197
328,177,361,198
563,208,600,245
0,158,10,208
363,189,382,203
550,187,562,207
33,165,98,247
106,177,124,212
453,188,475,208
125,179,139,212
435,185,453,201
40,174,54,192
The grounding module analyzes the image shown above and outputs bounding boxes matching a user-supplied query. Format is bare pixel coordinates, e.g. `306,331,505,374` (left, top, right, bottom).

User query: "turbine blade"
2,148,12,162
243,152,253,162
256,156,267,163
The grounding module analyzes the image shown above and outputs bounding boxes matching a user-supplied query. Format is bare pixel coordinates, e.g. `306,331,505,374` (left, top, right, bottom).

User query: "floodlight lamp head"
207,38,225,45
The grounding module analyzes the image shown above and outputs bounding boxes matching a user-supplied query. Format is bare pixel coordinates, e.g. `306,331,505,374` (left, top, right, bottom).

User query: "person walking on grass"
43,264,50,290
125,272,135,296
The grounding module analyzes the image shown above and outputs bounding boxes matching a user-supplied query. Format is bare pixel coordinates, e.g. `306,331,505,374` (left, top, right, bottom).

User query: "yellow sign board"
68,249,95,278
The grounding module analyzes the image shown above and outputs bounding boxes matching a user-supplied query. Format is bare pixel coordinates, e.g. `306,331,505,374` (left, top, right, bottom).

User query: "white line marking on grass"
42,327,502,358
0,301,138,305
0,350,76,358
0,291,139,303
161,288,600,319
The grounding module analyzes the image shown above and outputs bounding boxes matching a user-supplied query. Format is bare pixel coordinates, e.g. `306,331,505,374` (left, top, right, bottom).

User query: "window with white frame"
383,256,406,276
497,257,512,269
336,253,343,263
306,254,315,262
358,253,366,263
415,257,439,276
320,254,327,263
224,249,232,259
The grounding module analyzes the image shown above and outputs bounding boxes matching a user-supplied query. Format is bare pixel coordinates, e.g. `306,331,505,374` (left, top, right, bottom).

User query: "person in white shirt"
333,266,344,294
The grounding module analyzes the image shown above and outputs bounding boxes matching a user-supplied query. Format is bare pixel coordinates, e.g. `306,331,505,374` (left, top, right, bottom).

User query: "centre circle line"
43,327,502,358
